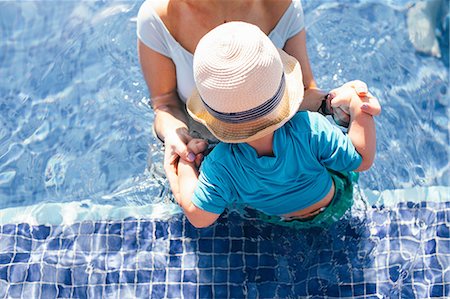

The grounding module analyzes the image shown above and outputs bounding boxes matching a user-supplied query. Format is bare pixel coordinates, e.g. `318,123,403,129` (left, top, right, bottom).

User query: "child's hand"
329,81,381,126
186,138,208,168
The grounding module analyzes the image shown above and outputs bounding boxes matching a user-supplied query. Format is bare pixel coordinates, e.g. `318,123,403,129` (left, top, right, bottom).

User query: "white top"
137,0,305,102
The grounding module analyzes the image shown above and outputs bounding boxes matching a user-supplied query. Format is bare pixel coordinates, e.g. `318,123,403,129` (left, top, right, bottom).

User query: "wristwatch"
319,93,333,115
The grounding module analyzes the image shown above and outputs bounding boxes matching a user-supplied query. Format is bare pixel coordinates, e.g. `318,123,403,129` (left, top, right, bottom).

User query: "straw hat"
187,22,304,143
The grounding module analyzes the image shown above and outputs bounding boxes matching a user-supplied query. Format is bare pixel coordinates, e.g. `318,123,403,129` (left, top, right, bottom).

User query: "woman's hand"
164,129,208,198
327,80,382,126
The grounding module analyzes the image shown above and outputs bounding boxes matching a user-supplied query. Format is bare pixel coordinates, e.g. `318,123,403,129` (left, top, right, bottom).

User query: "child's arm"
333,89,376,171
175,141,220,228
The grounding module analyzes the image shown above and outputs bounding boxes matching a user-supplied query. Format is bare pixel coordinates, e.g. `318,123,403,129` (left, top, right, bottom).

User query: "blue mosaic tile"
123,235,138,251
325,284,339,296
198,239,212,253
57,267,72,285
73,267,89,285
88,285,104,298
89,272,105,284
135,285,149,298
168,220,183,238
229,253,243,268
213,254,228,268
75,235,92,252
214,285,228,298
198,269,213,283
91,235,105,252
152,269,166,282
230,239,243,252
169,255,182,268
17,224,31,237
123,221,137,235
0,235,15,252
31,226,50,240
105,271,119,284
94,222,107,234
213,223,229,237
213,269,227,283
340,284,353,297
104,284,118,297
57,284,73,298
437,224,450,238
182,253,196,268
168,284,182,298
2,224,16,235
197,254,212,268
168,269,182,283
277,283,292,297
107,223,121,235
137,270,151,283
230,285,245,298
138,237,152,251
13,252,30,263
46,237,61,251
0,253,13,264
73,286,88,299
120,270,136,284
183,269,196,283
79,222,94,235
245,254,258,268
9,264,27,283
198,285,212,299
183,222,198,238
151,284,165,298
139,221,153,239
107,235,122,252
155,221,169,239
182,284,196,298
43,251,59,265
9,284,23,298
169,239,183,255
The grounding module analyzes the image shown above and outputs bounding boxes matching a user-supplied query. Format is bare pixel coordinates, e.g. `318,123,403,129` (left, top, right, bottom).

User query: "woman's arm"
138,40,208,197
138,40,189,142
284,29,327,111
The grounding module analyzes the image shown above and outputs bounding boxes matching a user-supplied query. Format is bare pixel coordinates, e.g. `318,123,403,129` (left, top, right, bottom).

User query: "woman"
136,0,380,196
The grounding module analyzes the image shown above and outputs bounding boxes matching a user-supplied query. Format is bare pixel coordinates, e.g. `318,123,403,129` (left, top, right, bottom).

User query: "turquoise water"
0,1,448,224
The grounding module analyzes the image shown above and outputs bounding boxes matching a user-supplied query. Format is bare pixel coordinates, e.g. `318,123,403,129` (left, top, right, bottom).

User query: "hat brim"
187,49,304,143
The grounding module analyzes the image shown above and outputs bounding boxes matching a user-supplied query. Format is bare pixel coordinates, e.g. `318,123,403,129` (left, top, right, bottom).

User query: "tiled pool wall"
1,201,449,298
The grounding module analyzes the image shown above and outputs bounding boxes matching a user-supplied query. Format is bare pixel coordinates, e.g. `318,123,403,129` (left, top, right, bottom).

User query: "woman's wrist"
301,87,328,112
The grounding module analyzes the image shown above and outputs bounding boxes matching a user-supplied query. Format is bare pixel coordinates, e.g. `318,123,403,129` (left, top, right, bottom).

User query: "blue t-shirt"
191,111,362,216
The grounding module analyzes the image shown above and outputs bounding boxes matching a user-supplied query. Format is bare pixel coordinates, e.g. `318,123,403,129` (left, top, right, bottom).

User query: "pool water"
0,0,449,298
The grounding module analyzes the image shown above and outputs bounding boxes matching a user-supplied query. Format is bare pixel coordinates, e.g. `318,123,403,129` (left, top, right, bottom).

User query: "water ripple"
0,1,448,213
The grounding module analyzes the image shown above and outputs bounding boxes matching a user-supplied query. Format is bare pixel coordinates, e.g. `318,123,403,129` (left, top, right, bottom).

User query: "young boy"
172,22,377,228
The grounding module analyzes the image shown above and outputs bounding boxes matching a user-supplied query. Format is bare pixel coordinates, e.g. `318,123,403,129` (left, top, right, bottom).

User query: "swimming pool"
0,0,448,298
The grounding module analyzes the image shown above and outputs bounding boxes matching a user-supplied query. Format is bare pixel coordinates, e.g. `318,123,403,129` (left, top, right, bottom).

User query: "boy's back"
191,111,362,216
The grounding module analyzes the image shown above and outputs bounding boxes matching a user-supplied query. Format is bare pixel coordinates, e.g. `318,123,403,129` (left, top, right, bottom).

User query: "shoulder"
139,0,168,18
203,143,232,165
261,0,293,21
261,0,292,12
288,111,337,135
288,111,313,130
137,0,163,25
137,0,175,25
200,143,237,174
